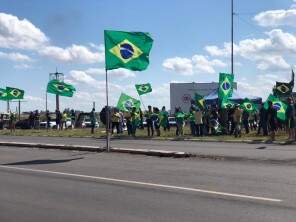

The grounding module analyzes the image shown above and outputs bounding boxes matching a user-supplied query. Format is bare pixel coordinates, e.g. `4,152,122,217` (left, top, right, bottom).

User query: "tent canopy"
204,89,262,103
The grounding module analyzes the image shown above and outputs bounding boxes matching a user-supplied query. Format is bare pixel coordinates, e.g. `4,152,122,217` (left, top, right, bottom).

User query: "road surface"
0,145,296,221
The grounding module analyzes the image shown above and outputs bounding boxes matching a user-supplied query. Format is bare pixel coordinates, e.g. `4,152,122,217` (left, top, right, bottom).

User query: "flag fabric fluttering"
274,69,295,97
0,88,8,101
6,87,24,100
104,30,153,71
221,98,235,109
263,94,287,121
116,93,141,112
240,98,257,113
194,93,205,109
135,83,152,96
47,80,76,97
218,73,234,100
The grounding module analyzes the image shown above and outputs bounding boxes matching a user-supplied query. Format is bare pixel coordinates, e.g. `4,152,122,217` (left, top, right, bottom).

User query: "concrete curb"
0,142,191,158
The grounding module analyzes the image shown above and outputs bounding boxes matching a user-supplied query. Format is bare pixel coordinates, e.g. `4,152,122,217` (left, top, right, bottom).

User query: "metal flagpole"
231,0,234,75
45,92,48,112
105,69,110,152
138,95,147,112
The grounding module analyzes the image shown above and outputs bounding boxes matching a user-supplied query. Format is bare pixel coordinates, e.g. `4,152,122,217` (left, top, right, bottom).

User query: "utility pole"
49,68,64,111
231,0,234,75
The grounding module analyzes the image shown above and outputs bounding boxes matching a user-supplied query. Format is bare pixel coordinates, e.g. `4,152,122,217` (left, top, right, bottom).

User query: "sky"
0,0,295,112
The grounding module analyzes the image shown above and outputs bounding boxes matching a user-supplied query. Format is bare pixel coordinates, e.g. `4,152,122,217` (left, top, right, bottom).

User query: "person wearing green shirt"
175,107,185,136
160,106,169,131
152,107,160,136
131,107,140,137
189,107,196,136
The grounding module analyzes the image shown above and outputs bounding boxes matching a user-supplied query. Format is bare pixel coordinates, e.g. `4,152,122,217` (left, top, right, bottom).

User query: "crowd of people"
3,96,296,142
108,97,296,142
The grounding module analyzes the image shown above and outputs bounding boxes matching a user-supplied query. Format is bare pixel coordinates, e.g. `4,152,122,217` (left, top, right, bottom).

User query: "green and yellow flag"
135,83,152,96
221,98,235,109
0,88,8,101
116,93,141,112
263,94,287,121
6,87,24,100
47,80,76,97
104,30,153,71
194,93,205,110
218,73,234,100
240,98,257,113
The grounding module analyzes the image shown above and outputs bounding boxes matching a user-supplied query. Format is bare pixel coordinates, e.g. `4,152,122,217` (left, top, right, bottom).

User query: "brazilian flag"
104,30,153,71
221,98,235,109
116,93,141,112
240,98,256,113
194,93,205,110
0,88,8,101
135,83,152,96
263,94,287,121
47,79,76,97
6,87,24,100
218,73,234,100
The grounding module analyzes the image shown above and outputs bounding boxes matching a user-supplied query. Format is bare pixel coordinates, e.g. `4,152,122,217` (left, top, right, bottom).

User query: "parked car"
168,117,177,127
40,118,72,129
81,117,99,128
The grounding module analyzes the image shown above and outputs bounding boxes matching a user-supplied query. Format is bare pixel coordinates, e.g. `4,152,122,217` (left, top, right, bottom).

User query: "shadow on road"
2,157,84,166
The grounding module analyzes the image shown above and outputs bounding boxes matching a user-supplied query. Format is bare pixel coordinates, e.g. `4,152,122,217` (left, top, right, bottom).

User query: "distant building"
170,82,237,113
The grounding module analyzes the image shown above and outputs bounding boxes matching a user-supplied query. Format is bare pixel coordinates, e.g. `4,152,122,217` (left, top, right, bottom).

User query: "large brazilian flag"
116,93,141,112
104,30,153,71
218,73,234,100
263,94,287,121
47,79,76,97
6,87,24,100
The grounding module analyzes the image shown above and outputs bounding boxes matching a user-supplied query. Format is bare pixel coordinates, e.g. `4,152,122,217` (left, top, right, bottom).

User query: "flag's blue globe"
120,43,134,59
222,82,231,91
124,100,133,110
273,102,281,111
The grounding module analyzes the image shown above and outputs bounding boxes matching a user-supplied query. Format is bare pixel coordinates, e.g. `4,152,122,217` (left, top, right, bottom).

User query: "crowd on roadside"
109,97,296,142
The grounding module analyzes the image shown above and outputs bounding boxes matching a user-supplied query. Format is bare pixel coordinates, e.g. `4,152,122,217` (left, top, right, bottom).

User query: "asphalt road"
0,146,296,222
0,135,296,161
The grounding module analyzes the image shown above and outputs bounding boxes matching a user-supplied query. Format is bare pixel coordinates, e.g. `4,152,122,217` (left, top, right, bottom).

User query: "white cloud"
0,12,48,50
237,74,291,100
0,51,32,62
205,29,295,72
254,8,296,27
25,95,44,102
162,55,226,75
0,12,105,64
39,44,104,64
14,63,32,69
70,67,135,79
163,57,193,75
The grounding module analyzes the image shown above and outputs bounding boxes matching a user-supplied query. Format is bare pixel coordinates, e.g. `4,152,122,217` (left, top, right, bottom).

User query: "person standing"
46,110,51,130
9,112,16,133
233,105,243,138
160,106,169,131
175,108,185,137
70,109,76,129
195,108,204,137
90,108,96,134
189,108,196,136
267,101,277,141
131,107,140,137
152,107,160,136
111,109,120,134
145,105,154,136
61,111,68,130
55,110,62,130
286,98,295,141
242,110,250,134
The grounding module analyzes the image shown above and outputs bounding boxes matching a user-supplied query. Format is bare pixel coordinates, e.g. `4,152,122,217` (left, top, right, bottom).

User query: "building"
170,82,237,113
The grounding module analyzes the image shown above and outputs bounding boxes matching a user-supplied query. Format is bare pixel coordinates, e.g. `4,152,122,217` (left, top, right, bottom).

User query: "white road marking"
0,165,282,202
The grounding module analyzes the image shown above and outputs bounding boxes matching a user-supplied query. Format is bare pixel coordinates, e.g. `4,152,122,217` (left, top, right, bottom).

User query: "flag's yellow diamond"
109,39,143,63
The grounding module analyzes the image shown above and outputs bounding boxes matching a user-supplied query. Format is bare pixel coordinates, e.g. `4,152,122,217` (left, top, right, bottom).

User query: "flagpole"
138,95,147,112
231,0,234,75
105,68,110,152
